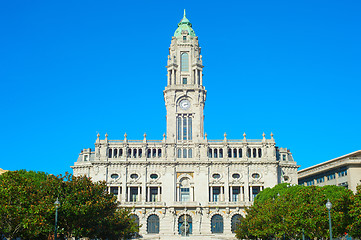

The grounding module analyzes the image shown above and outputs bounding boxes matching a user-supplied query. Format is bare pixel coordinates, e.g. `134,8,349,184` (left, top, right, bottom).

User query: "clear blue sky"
1,0,360,175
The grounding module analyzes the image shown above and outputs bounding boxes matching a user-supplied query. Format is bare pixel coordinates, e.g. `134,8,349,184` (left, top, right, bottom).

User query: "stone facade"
72,12,298,240
298,150,361,193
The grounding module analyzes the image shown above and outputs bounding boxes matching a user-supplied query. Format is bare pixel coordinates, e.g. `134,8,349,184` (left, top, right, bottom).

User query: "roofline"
298,150,361,174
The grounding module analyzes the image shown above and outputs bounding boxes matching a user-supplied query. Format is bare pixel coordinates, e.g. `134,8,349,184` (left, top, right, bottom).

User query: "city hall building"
72,12,299,240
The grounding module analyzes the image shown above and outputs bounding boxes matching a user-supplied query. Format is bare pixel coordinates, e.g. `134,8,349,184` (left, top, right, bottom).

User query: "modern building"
298,150,361,193
72,12,299,240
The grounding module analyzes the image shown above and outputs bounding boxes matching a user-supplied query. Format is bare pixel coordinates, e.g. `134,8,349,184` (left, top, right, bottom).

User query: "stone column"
147,186,150,202
230,186,233,202
137,186,139,202
127,187,130,202
167,70,170,85
117,186,121,202
158,186,160,202
225,168,229,202
190,186,194,201
210,186,213,202
241,186,244,201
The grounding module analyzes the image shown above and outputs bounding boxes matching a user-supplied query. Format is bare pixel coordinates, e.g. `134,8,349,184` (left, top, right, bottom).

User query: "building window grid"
177,148,193,158
327,173,336,180
338,169,347,177
316,177,325,183
306,180,314,186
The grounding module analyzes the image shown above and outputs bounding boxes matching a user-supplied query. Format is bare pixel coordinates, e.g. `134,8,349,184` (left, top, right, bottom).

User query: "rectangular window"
150,187,158,202
282,155,286,161
232,187,240,202
183,117,187,140
181,188,190,202
327,173,336,180
130,187,139,202
177,149,182,158
188,117,192,140
252,186,260,201
306,180,314,186
183,149,187,158
110,187,118,195
338,170,347,177
213,187,220,202
316,177,325,183
188,149,192,158
183,78,187,84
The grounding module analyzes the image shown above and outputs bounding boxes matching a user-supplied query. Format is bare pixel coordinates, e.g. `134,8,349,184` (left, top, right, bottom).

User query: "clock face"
179,99,190,110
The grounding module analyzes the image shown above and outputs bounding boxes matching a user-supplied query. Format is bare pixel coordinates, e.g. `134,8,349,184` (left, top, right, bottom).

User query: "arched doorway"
178,214,192,236
231,214,242,233
211,214,223,233
147,214,159,234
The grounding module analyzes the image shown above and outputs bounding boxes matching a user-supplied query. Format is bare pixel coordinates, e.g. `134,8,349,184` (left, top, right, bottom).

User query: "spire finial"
184,9,186,18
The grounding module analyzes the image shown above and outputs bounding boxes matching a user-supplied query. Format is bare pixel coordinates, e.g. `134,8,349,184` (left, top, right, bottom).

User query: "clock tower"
164,11,206,143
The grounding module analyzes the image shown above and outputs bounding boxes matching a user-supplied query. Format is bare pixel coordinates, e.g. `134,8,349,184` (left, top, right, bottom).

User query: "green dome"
174,10,196,37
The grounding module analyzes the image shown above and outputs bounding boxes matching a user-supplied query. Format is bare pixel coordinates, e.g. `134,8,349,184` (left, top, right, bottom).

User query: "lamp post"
54,198,60,240
326,199,333,240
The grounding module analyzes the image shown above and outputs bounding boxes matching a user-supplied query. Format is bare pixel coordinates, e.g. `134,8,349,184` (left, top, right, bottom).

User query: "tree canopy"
236,183,355,239
0,170,138,240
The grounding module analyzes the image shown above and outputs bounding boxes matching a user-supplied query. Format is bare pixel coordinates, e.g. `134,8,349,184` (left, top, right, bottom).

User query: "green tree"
0,170,53,239
348,185,361,238
235,184,353,239
0,170,138,240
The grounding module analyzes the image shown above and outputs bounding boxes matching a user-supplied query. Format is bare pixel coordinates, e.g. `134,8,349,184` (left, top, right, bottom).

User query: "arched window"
208,148,212,158
158,149,162,158
181,53,189,72
147,149,151,158
233,149,237,158
127,149,131,158
188,117,192,140
178,214,192,236
183,149,187,158
239,148,242,158
133,149,137,158
188,149,192,158
231,214,242,233
108,149,112,158
211,214,223,233
214,149,218,158
180,177,190,202
253,149,257,158
152,149,156,158
113,149,117,158
228,148,232,158
247,148,251,158
138,149,142,158
119,149,123,157
219,149,223,158
147,214,159,234
258,148,262,158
